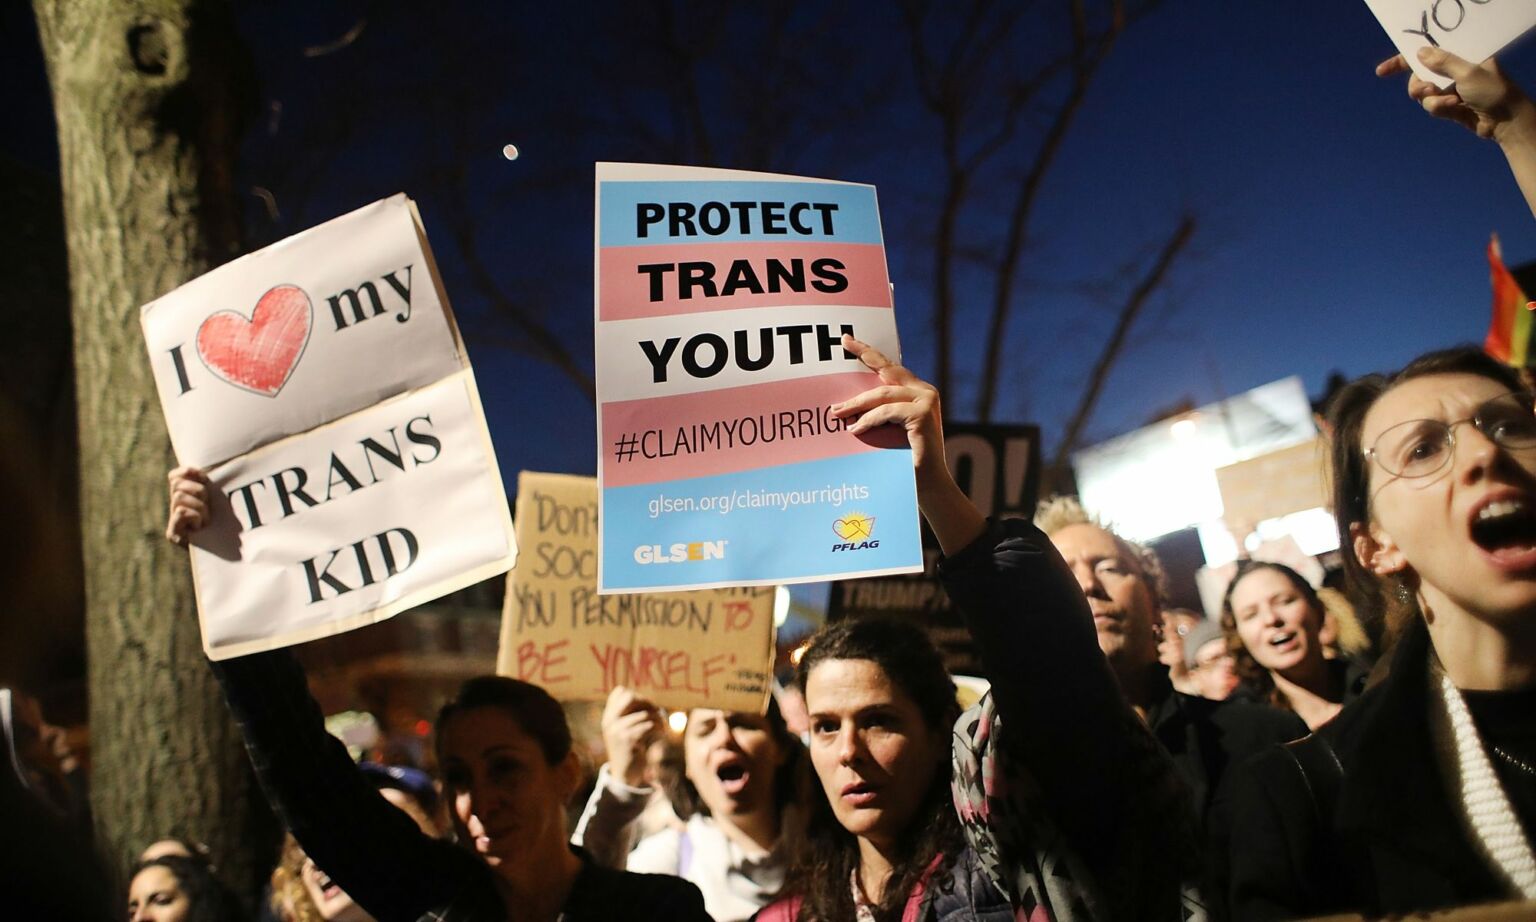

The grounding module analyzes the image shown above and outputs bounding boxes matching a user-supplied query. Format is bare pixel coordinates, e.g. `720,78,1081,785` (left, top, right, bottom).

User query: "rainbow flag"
1486,234,1535,367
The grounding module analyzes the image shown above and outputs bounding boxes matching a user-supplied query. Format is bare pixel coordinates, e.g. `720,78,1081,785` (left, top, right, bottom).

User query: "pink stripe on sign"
599,242,893,321
601,372,908,486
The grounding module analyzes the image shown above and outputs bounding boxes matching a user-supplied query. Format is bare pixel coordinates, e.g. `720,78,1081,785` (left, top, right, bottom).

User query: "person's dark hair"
784,617,963,922
434,675,572,765
1328,346,1524,643
672,696,808,821
1220,561,1326,710
130,855,248,922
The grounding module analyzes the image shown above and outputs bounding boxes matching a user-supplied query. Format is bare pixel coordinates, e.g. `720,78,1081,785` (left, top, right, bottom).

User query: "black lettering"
302,549,353,602
169,344,193,394
351,537,376,587
811,258,848,293
720,259,765,296
640,337,680,383
272,467,320,518
698,202,730,234
761,201,786,233
226,481,267,530
637,203,664,238
766,258,805,293
776,324,812,364
729,201,755,233
637,263,675,302
1431,0,1464,31
682,333,728,378
789,202,814,234
735,328,774,371
327,282,385,330
376,528,419,576
405,415,442,465
382,265,413,323
360,429,406,483
669,202,698,237
678,261,718,299
815,323,856,361
811,202,838,234
1403,10,1440,45
325,454,364,501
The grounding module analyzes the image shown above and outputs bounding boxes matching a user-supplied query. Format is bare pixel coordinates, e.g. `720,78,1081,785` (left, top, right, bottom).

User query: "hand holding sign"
1378,48,1536,220
144,196,515,658
830,336,987,558
1377,49,1530,139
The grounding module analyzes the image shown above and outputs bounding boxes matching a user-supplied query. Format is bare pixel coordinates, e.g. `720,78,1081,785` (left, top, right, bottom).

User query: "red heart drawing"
196,285,312,397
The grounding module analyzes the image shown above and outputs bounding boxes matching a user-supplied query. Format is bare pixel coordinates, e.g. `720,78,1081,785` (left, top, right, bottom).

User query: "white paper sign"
1364,0,1536,88
141,196,516,658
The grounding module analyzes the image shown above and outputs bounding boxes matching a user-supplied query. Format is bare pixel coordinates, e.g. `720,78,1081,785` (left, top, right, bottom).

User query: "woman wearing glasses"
1227,347,1536,918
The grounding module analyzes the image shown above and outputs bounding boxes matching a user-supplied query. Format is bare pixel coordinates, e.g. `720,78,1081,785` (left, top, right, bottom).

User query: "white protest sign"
1364,0,1536,88
593,162,924,595
141,195,516,659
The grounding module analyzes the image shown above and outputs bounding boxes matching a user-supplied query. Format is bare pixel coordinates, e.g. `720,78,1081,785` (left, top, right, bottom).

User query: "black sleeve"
1225,747,1317,921
211,651,491,922
937,519,1202,905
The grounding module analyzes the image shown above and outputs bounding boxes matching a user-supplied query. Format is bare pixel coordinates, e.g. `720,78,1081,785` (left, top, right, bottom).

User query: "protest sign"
1214,437,1328,533
594,162,923,593
827,423,1040,676
498,472,776,713
142,195,516,659
1363,0,1536,88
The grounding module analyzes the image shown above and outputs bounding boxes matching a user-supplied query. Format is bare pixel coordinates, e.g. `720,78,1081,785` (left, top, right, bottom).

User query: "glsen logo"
633,540,728,565
831,513,879,552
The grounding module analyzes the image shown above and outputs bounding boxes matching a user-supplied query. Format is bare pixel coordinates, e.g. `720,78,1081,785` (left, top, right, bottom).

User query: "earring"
1394,578,1413,605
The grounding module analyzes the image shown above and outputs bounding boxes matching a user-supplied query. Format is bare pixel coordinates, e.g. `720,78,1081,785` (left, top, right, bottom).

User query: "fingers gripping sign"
1377,49,1527,140
829,335,946,483
166,465,213,546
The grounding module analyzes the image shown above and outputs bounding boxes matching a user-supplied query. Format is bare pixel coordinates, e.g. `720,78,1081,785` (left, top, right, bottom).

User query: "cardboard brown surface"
499,472,775,713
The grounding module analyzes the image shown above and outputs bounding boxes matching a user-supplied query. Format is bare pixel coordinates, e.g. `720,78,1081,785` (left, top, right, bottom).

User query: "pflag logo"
831,513,878,552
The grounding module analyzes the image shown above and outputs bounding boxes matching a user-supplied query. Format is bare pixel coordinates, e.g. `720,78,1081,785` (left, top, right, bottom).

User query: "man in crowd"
1034,497,1304,815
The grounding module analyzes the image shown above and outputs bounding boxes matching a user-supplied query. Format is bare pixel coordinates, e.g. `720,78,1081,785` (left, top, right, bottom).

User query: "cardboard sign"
498,472,776,713
1214,437,1328,533
142,196,516,659
1364,0,1536,88
827,423,1040,676
594,163,923,593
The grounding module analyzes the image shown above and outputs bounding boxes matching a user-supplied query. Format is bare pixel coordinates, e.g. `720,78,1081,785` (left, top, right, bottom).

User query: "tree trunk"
30,0,270,897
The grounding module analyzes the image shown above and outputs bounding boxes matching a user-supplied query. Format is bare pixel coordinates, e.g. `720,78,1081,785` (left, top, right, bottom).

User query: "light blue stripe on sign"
600,181,883,248
601,450,921,591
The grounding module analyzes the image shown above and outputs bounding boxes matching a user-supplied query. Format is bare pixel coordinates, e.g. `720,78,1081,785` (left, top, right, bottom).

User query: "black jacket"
937,519,1211,920
212,651,709,922
1226,619,1519,919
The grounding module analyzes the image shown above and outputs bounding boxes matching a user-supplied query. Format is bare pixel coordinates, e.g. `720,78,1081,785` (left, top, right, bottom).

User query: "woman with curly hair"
1220,561,1369,729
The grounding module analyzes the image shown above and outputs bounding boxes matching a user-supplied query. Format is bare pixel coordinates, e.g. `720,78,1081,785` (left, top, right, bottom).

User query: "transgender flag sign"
594,163,923,593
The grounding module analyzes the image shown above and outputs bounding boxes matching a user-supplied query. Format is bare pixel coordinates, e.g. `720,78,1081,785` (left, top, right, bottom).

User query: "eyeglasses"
1364,391,1536,480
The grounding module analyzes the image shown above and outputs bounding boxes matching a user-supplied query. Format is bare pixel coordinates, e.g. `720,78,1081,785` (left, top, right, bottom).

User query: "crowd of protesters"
6,44,1536,922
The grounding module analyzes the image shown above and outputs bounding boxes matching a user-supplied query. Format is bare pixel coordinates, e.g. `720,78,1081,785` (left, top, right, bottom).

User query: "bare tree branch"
1048,213,1196,486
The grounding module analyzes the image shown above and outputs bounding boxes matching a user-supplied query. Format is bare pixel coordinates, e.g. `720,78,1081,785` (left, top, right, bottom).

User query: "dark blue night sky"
6,1,1535,487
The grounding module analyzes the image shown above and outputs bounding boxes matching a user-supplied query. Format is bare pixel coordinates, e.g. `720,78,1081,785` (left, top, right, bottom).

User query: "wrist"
1494,93,1536,149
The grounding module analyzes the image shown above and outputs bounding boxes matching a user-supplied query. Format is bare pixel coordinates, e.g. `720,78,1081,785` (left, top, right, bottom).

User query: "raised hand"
830,335,986,554
1377,48,1530,141
829,335,946,485
600,685,662,789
